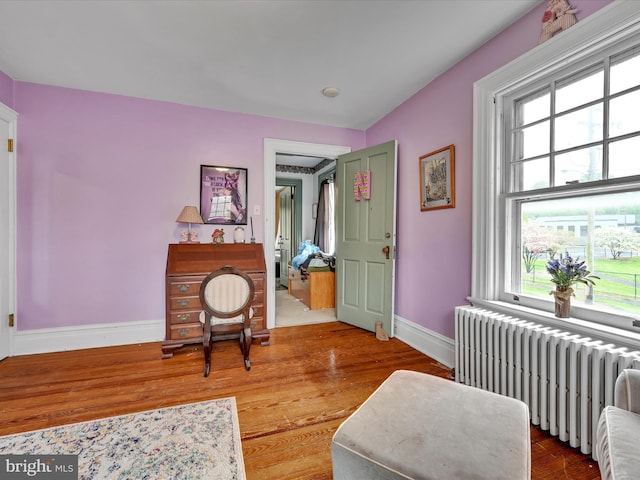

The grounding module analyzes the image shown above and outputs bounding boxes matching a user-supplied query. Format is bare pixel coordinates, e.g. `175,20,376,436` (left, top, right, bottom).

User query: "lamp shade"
176,206,204,224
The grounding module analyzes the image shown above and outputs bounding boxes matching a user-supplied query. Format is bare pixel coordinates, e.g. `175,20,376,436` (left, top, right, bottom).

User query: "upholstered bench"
331,370,531,480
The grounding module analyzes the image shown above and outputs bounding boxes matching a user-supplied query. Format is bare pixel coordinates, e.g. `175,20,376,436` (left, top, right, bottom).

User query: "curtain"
314,179,336,254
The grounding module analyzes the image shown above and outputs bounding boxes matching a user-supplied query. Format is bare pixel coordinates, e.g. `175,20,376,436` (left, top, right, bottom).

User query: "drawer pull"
177,284,190,292
177,329,190,337
177,300,189,307
177,314,190,323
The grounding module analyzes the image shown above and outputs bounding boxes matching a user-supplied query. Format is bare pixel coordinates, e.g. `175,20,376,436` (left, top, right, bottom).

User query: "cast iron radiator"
454,305,640,458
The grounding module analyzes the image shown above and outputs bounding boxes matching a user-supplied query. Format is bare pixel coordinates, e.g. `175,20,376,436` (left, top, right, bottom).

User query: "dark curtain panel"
314,179,336,254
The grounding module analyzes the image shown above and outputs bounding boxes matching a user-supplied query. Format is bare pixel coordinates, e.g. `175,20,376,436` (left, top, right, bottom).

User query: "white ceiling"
0,0,539,130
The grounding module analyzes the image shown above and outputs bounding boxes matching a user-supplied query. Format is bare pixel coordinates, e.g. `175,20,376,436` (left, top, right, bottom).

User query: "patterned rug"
0,397,246,480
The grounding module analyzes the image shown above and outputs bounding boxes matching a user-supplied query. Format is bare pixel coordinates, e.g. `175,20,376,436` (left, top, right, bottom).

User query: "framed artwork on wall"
419,145,455,211
200,165,248,225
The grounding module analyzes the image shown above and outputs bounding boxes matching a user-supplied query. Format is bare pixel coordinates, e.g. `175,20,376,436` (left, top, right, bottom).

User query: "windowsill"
466,296,640,351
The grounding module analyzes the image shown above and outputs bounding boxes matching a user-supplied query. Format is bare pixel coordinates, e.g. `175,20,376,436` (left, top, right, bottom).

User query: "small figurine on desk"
212,228,225,244
189,230,199,243
180,229,189,243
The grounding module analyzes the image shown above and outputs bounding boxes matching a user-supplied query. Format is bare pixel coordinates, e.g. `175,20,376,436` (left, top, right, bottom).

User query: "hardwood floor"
0,322,600,479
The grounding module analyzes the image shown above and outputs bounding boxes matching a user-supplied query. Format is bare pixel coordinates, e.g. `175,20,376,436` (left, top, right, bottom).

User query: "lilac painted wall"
0,70,14,109
8,0,613,337
14,83,364,330
365,0,613,339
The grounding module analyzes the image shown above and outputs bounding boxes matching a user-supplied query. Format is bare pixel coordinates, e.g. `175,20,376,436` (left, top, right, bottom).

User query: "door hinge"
8,314,14,327
7,139,14,152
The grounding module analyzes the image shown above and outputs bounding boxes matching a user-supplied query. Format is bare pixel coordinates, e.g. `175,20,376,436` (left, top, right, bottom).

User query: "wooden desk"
162,243,269,358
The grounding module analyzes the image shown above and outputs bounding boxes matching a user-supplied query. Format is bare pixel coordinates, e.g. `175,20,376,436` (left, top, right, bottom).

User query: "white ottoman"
331,370,531,480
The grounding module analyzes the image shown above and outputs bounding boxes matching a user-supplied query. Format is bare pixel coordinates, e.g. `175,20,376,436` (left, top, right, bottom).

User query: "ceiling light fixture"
322,86,340,98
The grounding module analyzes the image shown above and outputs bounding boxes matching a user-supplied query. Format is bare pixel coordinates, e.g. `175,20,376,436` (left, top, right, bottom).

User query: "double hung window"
474,4,640,332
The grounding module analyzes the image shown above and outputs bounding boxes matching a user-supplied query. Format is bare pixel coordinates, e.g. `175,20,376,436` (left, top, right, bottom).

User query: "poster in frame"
200,165,248,225
419,145,455,211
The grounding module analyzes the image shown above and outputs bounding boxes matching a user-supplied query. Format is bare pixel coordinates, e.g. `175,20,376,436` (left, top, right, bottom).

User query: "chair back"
199,266,255,322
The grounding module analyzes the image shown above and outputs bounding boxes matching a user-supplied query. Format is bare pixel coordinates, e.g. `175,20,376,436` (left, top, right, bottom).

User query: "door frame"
263,139,351,329
0,103,18,360
275,177,303,253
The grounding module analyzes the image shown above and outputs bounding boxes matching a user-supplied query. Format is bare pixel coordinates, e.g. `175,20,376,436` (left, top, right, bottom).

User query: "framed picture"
419,145,455,211
200,165,248,225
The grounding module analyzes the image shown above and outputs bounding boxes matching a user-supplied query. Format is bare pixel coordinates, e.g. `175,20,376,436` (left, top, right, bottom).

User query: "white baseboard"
11,316,453,367
13,319,165,356
394,315,455,369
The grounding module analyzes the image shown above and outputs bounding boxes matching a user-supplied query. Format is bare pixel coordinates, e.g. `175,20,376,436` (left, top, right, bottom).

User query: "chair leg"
203,326,212,378
241,327,252,371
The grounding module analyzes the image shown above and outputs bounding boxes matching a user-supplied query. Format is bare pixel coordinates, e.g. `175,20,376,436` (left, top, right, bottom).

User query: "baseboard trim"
13,319,165,356
11,316,452,364
394,315,455,369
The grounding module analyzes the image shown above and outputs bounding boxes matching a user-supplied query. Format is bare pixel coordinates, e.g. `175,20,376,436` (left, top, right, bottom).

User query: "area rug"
0,397,246,480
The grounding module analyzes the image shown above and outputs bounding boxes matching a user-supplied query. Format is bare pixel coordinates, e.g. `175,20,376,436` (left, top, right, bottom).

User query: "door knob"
382,246,390,259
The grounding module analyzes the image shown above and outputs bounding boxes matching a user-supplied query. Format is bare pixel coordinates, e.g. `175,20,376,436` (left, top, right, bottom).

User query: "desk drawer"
169,278,203,296
169,323,203,340
169,311,201,325
170,296,201,311
249,274,264,292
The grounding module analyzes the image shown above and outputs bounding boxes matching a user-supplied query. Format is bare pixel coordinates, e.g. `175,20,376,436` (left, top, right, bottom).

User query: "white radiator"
455,305,640,457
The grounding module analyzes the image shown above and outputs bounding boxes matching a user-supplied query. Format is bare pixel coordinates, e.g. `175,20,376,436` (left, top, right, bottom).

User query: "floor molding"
394,315,455,368
13,319,165,356
11,313,455,367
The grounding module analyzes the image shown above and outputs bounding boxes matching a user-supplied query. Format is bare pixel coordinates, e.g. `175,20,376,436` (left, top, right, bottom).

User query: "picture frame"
200,165,248,225
419,145,455,211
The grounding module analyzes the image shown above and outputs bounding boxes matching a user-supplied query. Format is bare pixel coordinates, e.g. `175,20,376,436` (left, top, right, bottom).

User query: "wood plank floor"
0,322,601,479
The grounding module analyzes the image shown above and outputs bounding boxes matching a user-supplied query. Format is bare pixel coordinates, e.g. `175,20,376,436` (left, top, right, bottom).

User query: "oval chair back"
199,265,255,377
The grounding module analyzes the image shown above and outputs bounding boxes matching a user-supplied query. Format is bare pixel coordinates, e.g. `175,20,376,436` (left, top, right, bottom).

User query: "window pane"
554,103,603,151
609,135,640,178
519,121,549,159
519,192,640,316
611,47,640,95
554,146,602,185
517,158,550,190
609,89,640,138
516,90,550,126
556,68,603,113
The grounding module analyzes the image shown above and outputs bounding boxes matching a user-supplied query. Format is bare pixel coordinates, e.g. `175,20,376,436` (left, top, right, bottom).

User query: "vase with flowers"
546,252,599,318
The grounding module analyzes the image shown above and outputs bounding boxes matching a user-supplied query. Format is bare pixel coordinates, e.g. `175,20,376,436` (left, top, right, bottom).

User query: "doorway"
275,178,302,290
263,139,351,329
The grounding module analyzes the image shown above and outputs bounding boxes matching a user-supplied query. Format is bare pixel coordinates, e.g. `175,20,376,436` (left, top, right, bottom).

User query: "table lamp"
176,206,204,243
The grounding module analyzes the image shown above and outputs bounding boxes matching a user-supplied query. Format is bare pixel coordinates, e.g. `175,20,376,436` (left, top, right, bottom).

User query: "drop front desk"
162,243,269,358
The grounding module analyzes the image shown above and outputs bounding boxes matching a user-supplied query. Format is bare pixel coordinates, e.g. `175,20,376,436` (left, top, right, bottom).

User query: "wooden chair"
199,265,255,377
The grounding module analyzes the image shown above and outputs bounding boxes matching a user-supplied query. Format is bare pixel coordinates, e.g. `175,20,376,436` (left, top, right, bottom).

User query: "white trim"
467,297,640,351
472,2,640,321
394,315,455,368
13,319,165,356
0,102,17,360
263,139,351,329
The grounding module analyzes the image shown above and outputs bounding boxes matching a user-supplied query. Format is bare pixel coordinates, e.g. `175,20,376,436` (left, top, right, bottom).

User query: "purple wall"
0,70,14,109
14,83,363,329
8,0,612,337
365,0,613,339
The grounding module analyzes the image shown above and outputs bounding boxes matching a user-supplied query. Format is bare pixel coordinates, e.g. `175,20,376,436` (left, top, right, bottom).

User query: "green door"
336,140,397,336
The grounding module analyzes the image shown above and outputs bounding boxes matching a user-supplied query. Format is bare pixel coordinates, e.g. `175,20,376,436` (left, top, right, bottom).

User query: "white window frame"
471,1,640,346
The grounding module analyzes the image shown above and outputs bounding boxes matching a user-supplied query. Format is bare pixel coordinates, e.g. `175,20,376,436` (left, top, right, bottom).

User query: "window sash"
472,2,640,335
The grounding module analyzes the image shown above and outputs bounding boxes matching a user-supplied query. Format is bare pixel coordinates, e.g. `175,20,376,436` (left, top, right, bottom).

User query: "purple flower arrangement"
546,252,599,289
